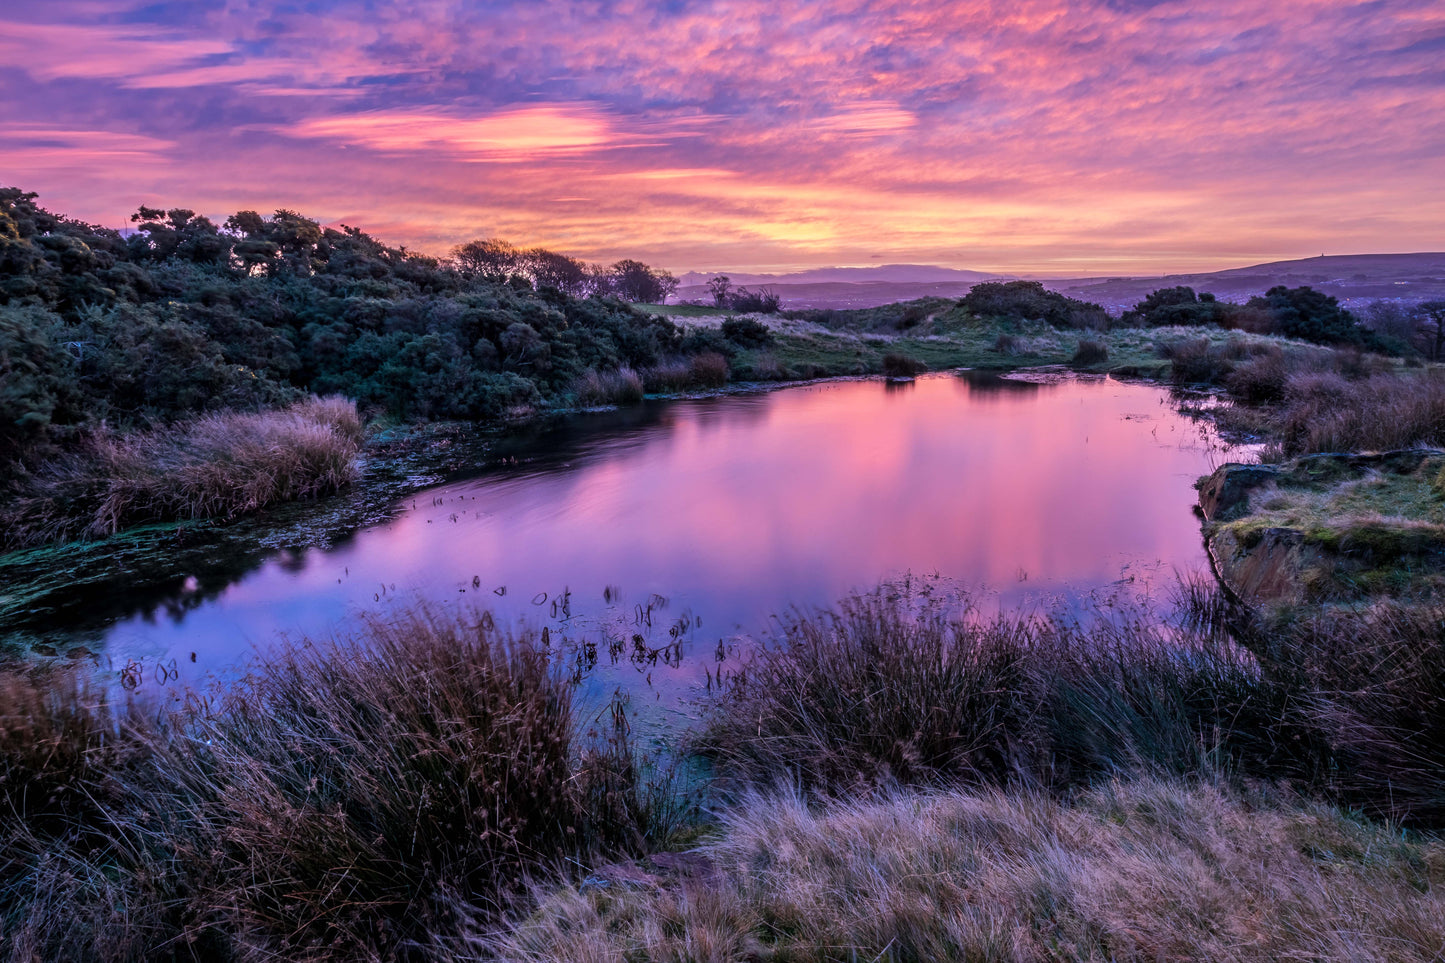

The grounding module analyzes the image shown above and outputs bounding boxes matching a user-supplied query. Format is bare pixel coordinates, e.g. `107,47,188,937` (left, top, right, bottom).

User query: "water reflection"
93,374,1234,706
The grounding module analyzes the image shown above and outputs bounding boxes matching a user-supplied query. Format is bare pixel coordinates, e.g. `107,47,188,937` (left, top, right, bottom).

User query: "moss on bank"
1200,451,1445,606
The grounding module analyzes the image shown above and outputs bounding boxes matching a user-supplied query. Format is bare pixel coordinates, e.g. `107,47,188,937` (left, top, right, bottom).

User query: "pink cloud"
1,0,1441,272
283,105,627,160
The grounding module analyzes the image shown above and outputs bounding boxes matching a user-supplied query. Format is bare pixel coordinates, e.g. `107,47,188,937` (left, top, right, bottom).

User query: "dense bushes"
960,280,1109,329
720,314,774,348
1123,283,1401,352
0,187,702,479
1121,286,1234,327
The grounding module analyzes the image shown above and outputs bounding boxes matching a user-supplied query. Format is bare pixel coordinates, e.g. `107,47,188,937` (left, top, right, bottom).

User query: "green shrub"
720,315,774,348
1071,338,1109,365
881,353,926,378
961,280,1109,329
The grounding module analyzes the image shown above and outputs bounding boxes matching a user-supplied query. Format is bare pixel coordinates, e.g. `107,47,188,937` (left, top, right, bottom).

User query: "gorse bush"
0,396,363,548
881,352,926,378
0,608,669,962
960,280,1109,330
720,315,774,348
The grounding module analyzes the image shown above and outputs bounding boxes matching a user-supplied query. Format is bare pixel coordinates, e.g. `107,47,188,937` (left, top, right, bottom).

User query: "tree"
523,248,588,297
452,238,521,279
609,259,678,303
1246,286,1362,345
706,275,732,307
1416,301,1445,361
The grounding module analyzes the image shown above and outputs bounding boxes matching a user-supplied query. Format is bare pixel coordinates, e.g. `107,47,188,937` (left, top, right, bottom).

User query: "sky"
1,0,1441,275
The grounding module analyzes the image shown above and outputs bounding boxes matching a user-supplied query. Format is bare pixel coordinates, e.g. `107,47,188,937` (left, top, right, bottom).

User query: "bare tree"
706,275,732,307
1416,301,1445,361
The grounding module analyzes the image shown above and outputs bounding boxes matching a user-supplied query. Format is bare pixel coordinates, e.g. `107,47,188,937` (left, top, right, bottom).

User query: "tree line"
452,238,678,303
0,187,702,478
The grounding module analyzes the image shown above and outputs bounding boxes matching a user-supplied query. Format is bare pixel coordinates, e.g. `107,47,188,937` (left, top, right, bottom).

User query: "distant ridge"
674,253,1445,312
677,264,999,286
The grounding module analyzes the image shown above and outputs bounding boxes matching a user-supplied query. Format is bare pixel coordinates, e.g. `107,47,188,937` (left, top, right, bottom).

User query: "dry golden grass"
491,780,1445,962
574,366,646,406
0,395,363,548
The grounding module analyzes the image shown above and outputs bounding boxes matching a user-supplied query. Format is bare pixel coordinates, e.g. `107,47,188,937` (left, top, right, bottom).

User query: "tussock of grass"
640,352,730,392
1273,370,1445,456
881,352,926,378
574,366,645,406
697,590,1315,795
492,780,1445,962
0,608,668,962
0,395,363,549
1071,337,1109,365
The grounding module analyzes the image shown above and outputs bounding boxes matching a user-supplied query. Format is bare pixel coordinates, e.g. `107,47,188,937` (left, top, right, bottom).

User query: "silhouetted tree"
452,238,521,279
524,248,589,297
609,259,678,303
707,275,732,307
1417,301,1445,361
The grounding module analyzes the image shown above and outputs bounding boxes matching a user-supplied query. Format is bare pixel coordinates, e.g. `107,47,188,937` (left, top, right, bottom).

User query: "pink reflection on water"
102,373,1234,712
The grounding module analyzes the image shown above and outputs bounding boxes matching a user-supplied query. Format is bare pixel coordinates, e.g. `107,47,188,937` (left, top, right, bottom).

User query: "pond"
87,371,1237,712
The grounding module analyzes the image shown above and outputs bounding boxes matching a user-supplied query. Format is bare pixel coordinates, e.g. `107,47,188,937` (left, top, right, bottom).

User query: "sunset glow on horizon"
2,0,1441,275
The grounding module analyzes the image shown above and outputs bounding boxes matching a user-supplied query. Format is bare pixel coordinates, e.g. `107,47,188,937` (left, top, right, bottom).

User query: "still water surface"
102,373,1235,704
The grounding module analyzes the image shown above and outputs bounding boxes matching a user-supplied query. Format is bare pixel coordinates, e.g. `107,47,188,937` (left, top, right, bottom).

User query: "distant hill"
1046,253,1445,313
677,264,998,286
674,254,1445,312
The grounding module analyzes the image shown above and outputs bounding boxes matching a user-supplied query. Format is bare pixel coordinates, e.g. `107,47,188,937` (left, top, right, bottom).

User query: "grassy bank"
492,588,1445,961
0,396,364,550
494,780,1445,962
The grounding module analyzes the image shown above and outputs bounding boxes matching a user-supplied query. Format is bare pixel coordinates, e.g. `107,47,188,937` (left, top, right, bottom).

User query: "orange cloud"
283,105,624,160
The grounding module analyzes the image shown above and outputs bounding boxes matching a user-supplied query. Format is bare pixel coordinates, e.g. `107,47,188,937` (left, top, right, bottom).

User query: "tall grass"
492,780,1445,962
639,352,731,392
0,609,667,962
697,591,1319,795
698,587,1445,824
1248,603,1445,822
1271,369,1445,456
573,366,645,406
0,395,363,549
